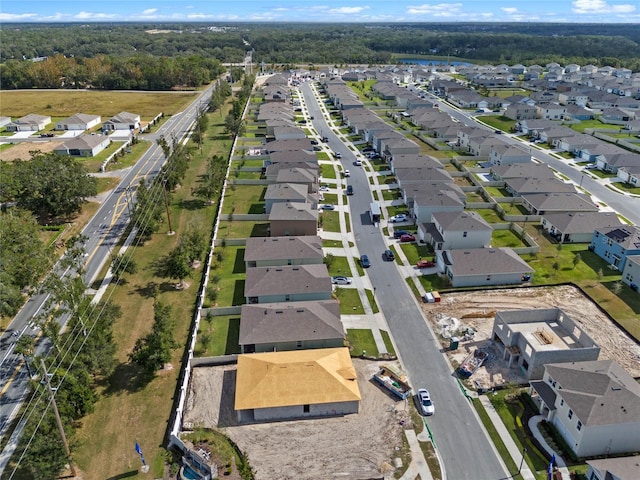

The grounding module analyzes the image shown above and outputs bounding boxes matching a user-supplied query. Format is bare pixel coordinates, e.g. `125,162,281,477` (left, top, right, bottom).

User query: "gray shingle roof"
245,236,323,262
446,248,533,276
244,264,331,297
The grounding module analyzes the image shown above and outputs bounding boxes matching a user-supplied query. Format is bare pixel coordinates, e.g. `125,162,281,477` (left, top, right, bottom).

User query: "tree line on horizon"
1,22,639,91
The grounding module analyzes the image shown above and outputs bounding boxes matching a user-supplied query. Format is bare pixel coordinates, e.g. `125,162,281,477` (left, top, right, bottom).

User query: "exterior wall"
253,291,332,304
590,231,640,271
441,229,491,250
253,338,344,353
447,271,523,288
252,257,323,268
492,310,600,380
253,400,359,421
414,204,463,225
621,256,640,287
270,219,317,237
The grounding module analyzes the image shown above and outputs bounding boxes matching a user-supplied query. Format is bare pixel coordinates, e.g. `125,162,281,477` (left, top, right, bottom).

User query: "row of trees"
0,53,226,90
2,23,640,78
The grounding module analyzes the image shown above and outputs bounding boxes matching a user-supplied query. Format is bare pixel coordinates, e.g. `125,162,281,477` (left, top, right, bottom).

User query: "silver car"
414,388,435,416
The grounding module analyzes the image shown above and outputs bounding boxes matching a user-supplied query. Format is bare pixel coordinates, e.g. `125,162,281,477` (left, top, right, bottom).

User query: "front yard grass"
417,274,450,292
479,115,516,132
320,210,341,232
346,329,378,357
399,243,433,265
320,163,337,179
334,287,365,314
365,289,379,314
326,255,354,278
382,189,401,201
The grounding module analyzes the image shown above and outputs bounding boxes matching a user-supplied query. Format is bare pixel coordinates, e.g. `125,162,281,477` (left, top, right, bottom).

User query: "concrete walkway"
529,415,571,478
398,429,435,480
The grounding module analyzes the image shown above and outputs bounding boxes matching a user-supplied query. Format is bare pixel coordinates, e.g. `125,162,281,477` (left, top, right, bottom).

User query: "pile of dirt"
422,285,640,388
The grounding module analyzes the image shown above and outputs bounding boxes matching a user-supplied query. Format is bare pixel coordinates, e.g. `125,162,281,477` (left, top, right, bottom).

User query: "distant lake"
399,58,472,67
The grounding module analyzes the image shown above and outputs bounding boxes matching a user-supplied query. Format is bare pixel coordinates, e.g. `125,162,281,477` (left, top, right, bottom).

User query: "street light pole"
518,446,528,474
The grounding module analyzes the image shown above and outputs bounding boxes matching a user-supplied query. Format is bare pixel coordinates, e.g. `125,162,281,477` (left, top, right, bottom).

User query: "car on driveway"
384,249,395,261
321,204,335,210
393,230,410,239
414,388,435,416
389,214,408,223
331,276,352,285
584,164,598,170
417,259,435,268
400,234,415,242
360,255,371,268
319,185,330,192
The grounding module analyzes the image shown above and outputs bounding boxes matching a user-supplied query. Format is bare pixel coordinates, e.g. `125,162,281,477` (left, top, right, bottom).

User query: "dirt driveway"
183,359,410,480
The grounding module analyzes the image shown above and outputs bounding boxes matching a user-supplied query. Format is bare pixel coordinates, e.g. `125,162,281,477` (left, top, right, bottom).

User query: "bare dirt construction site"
421,285,640,389
0,140,61,161
183,359,410,480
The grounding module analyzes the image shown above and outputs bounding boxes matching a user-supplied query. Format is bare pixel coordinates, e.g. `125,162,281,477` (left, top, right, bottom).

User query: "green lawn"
609,182,640,195
195,314,242,356
382,189,401,201
326,255,354,277
569,119,619,133
480,115,516,132
399,243,434,265
321,193,338,204
380,330,396,356
320,163,337,179
221,185,266,214
491,229,524,248
346,329,378,357
365,289,379,314
334,287,365,314
207,245,247,307
217,220,270,239
417,274,450,292
320,210,341,232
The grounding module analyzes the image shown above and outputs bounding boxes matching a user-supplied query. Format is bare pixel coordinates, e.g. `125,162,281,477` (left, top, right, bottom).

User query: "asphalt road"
301,82,509,479
0,85,215,460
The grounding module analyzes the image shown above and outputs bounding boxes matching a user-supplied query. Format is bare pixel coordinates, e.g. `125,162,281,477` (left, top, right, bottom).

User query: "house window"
463,231,468,238
296,341,303,349
560,399,564,406
522,359,529,370
577,421,582,431
568,409,573,419
303,404,310,413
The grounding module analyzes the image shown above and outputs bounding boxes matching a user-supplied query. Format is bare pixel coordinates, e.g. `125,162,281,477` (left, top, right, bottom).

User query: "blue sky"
1,1,638,23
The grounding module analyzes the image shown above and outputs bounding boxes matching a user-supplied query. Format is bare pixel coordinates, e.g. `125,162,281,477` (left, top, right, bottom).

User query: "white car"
354,159,362,166
389,214,408,223
414,388,435,416
331,276,352,285
319,185,330,192
343,170,350,177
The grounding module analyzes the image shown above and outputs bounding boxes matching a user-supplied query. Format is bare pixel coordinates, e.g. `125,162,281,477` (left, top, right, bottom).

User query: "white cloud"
74,11,118,20
572,0,636,13
328,7,369,14
142,9,157,15
407,3,463,16
501,7,518,14
0,12,38,21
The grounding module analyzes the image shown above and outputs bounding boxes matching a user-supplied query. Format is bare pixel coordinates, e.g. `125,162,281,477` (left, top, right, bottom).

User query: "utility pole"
41,359,76,476
162,180,174,235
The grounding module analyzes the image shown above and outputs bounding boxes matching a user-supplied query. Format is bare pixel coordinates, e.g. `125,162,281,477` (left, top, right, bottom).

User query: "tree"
129,301,178,373
181,222,207,264
131,178,165,239
165,244,191,287
572,253,581,269
552,261,560,274
11,153,97,221
110,253,137,281
612,281,623,295
14,334,35,378
323,253,336,269
224,112,245,138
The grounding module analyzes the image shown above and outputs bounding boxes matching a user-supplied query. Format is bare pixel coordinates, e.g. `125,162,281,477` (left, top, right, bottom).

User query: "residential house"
521,193,599,216
590,225,640,271
563,105,595,121
596,153,640,174
467,136,509,157
263,138,313,153
264,164,317,183
274,168,318,193
621,255,640,290
394,167,454,189
504,177,576,197
586,456,640,480
440,247,534,288
269,202,318,237
541,212,623,244
529,360,640,457
244,235,324,268
0,116,11,129
5,114,51,132
617,165,640,186
244,264,331,304
239,300,343,353
53,134,111,157
491,163,556,181
389,154,443,173
102,111,140,131
264,183,313,214
235,347,360,422
54,113,101,131
504,104,537,121
492,308,600,380
516,119,558,136
536,103,567,120
412,190,465,224
489,144,531,166
601,108,634,124
272,126,307,141
419,211,492,250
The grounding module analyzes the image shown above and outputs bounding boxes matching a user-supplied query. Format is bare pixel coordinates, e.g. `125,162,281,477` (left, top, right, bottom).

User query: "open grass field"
71,99,232,480
221,184,266,215
1,90,198,119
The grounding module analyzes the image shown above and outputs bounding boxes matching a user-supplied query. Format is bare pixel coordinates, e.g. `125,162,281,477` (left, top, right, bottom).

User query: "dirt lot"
422,285,640,389
183,359,410,480
182,285,639,479
0,140,61,161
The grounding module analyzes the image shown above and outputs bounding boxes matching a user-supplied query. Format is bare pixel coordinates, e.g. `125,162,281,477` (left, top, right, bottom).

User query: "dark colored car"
393,230,410,239
417,260,435,268
346,185,354,195
384,249,395,261
360,255,371,268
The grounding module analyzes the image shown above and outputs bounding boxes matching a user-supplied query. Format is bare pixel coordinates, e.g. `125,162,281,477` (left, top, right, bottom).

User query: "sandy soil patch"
0,140,62,161
183,359,410,480
422,285,640,389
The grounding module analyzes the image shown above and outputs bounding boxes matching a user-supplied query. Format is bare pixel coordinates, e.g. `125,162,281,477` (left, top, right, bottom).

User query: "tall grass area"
72,99,233,479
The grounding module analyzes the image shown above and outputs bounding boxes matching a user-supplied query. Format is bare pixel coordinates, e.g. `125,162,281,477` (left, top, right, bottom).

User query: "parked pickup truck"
372,364,412,400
